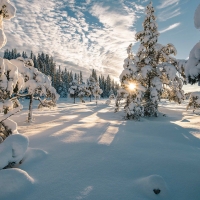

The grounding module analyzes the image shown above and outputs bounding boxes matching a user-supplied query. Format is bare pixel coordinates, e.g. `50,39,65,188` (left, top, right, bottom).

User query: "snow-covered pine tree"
116,2,184,119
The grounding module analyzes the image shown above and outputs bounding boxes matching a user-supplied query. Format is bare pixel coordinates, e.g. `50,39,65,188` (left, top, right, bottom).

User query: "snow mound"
134,175,169,199
194,4,200,29
0,168,34,198
21,148,48,168
0,134,29,169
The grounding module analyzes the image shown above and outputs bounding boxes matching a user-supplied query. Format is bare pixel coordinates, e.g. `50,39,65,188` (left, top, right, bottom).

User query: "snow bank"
0,168,34,198
0,134,29,169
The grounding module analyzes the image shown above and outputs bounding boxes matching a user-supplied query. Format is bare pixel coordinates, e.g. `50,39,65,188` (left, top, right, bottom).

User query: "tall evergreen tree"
116,2,184,119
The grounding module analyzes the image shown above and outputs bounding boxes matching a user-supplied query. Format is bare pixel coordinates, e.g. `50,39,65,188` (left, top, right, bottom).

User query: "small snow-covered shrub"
186,92,200,112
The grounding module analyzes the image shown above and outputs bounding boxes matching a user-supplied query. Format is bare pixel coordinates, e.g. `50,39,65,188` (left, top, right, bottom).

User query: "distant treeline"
3,49,120,98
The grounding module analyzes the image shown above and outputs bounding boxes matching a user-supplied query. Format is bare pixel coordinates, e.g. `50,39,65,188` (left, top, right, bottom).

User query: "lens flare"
129,83,136,90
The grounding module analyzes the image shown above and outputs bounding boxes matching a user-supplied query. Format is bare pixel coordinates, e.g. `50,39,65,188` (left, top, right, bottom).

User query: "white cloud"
157,0,179,9
2,0,140,81
159,22,181,33
157,0,181,21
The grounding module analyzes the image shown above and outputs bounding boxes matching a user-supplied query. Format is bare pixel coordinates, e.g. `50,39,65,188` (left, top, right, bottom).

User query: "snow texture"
0,99,199,199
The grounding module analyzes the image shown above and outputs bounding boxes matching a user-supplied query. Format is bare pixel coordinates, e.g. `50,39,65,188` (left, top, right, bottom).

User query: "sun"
129,83,136,91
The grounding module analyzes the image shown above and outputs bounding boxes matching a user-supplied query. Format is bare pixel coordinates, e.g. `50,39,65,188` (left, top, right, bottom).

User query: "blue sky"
2,0,200,91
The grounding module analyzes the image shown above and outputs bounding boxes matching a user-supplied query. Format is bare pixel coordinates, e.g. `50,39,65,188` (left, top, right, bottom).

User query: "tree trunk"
90,95,91,102
28,94,33,122
96,96,97,105
74,96,75,104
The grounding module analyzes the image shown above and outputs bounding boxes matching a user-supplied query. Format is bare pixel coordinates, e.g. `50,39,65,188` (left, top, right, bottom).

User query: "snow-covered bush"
115,2,184,120
10,57,59,122
186,92,200,112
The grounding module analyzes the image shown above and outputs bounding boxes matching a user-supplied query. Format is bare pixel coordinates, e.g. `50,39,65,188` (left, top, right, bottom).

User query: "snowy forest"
1,1,200,200
3,49,120,98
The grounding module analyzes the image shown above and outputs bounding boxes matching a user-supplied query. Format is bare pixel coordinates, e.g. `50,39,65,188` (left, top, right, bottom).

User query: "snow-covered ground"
1,98,200,200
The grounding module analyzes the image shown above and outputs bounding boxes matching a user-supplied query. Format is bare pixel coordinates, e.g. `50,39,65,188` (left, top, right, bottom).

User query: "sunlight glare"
129,83,136,90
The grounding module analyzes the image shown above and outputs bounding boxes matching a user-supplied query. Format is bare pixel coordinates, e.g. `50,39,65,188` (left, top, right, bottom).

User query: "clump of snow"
134,175,169,199
141,65,152,78
0,134,29,169
194,4,200,29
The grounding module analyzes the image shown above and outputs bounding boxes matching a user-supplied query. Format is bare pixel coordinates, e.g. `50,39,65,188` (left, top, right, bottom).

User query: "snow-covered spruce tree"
69,80,91,103
10,57,59,122
116,2,184,119
184,4,200,85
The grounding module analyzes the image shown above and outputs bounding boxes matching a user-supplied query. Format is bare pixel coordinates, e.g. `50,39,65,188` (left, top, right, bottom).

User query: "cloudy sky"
2,0,200,90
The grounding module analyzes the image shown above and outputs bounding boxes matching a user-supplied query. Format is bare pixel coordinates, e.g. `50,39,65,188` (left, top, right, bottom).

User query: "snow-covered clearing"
1,98,200,200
